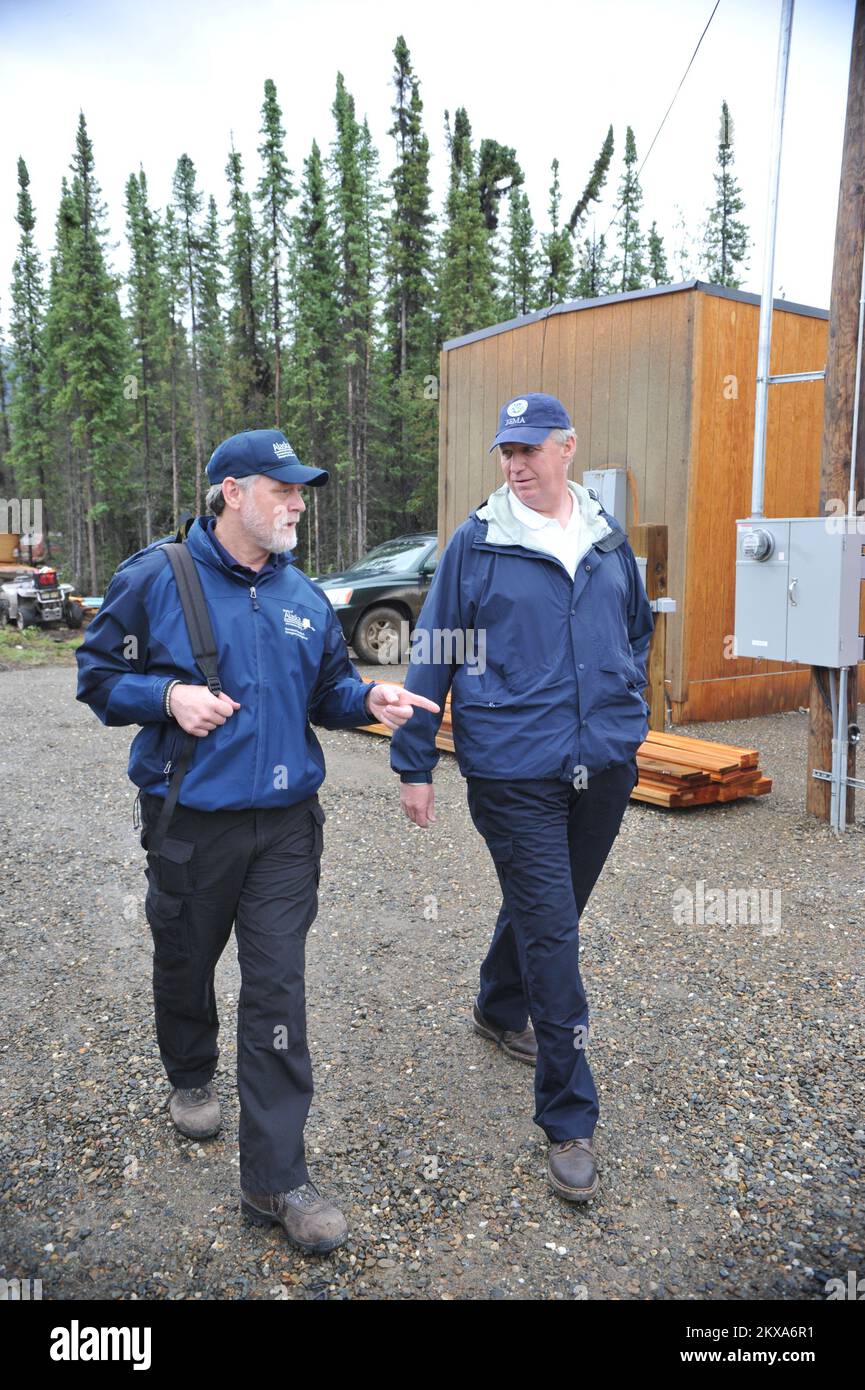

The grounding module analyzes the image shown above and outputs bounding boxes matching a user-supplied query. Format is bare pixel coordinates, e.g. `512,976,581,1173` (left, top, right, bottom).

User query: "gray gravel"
1,664,863,1301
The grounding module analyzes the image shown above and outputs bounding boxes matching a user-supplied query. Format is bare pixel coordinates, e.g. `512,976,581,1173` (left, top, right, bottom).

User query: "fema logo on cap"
507,398,529,417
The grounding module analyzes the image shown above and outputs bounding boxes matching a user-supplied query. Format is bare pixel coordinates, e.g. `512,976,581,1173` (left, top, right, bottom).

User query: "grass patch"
0,624,85,669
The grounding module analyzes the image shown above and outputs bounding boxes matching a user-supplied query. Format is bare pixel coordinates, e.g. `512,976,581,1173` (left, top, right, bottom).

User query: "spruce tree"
0,307,12,497
541,159,575,305
125,168,165,543
608,126,648,293
158,205,194,526
289,139,342,573
500,187,539,319
477,139,523,232
330,73,380,560
8,156,50,543
197,194,228,449
703,101,749,287
256,79,295,427
438,108,497,340
574,225,611,299
225,143,269,428
42,116,130,589
383,35,436,534
567,126,615,233
172,153,207,511
647,220,671,285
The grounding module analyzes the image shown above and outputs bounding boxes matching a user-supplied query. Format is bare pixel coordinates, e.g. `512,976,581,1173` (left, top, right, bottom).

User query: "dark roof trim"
441,279,829,352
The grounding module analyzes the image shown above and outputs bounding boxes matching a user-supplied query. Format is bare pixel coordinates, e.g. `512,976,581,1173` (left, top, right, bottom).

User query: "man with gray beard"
76,429,437,1254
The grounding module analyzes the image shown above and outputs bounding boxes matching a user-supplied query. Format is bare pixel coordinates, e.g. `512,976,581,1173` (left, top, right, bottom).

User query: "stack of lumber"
632,730,771,808
359,682,772,809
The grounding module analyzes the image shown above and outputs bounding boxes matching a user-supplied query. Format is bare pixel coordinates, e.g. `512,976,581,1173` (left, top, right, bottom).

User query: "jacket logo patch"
283,608,314,638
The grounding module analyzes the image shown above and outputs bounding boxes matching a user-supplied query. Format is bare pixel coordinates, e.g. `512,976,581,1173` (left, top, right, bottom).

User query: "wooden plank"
608,299,631,467
662,290,695,703
625,296,651,523
644,292,672,524
573,307,594,482
589,306,612,468
437,346,449,546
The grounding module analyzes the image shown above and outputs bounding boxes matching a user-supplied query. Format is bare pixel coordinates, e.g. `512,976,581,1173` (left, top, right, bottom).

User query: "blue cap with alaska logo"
206,429,329,486
489,392,572,452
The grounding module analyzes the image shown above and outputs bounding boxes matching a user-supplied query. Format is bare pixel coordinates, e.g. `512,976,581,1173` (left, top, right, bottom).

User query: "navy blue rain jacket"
389,481,654,783
75,516,373,811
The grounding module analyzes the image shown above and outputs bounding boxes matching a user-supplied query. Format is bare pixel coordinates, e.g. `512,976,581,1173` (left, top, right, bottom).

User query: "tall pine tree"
288,139,342,573
330,73,381,559
9,156,50,542
540,159,574,305
703,101,749,287
383,35,436,534
256,79,294,427
43,116,130,589
500,186,539,319
438,108,497,340
172,153,207,511
608,126,648,293
225,143,269,428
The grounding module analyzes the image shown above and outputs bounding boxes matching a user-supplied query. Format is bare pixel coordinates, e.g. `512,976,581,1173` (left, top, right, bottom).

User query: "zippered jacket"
75,517,373,810
389,481,654,783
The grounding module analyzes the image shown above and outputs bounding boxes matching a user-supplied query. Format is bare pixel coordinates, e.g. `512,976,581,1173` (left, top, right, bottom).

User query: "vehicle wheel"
353,606,408,664
14,610,26,632
0,601,8,629
65,601,84,629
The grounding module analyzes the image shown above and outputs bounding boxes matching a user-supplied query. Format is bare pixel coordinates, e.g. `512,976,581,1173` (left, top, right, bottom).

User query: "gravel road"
1,664,863,1301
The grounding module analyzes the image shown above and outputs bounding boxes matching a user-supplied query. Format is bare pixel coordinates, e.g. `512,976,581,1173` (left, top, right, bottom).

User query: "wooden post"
629,523,668,732
806,0,865,821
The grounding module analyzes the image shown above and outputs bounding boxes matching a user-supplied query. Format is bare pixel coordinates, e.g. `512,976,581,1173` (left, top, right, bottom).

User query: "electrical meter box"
582,468,627,527
734,517,864,667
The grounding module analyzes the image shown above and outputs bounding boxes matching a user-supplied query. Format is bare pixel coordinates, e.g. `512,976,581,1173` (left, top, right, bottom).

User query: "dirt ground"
0,664,863,1301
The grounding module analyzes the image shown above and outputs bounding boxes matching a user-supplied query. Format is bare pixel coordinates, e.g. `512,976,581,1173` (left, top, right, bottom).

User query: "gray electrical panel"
734,517,864,667
582,468,627,527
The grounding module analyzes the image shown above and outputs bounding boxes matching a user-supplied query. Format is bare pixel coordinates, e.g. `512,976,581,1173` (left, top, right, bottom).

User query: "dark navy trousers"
138,790,325,1194
466,759,638,1143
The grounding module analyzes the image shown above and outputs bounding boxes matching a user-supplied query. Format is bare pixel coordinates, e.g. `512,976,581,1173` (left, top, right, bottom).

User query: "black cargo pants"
138,790,325,1194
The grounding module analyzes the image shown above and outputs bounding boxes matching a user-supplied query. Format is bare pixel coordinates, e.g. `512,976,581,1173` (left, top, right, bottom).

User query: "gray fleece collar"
475,479,615,549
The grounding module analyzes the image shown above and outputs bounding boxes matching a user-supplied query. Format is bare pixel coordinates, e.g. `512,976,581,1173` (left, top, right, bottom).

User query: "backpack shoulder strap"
146,539,222,857
159,541,222,695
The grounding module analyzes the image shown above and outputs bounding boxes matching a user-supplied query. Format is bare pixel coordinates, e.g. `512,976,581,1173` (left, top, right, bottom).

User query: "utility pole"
806,0,865,822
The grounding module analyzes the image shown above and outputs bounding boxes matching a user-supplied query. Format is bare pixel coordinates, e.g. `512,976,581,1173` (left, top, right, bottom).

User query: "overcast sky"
0,0,856,328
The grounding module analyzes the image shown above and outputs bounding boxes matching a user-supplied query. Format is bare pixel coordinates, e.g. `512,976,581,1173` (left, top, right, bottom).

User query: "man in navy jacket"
76,428,435,1254
390,393,653,1204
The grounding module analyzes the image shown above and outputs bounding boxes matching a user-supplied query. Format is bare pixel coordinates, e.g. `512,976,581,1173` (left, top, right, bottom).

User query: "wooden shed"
436,278,856,724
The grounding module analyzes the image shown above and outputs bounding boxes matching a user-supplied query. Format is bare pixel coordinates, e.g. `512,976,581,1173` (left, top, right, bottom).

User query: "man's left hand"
365,683,440,730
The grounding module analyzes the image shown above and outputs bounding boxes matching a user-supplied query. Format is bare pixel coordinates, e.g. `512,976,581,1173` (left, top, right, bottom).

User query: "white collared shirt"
506,486,593,579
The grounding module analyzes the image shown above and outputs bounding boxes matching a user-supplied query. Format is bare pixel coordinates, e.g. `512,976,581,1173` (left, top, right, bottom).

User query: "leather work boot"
547,1137,600,1202
240,1183,349,1254
472,1000,538,1066
168,1082,221,1139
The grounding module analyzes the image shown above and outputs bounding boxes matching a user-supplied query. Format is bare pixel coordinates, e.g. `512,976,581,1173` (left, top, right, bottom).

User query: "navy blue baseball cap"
206,429,329,486
489,392,572,452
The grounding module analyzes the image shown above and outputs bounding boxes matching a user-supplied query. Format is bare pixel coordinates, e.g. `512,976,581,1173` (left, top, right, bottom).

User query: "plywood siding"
679,291,831,721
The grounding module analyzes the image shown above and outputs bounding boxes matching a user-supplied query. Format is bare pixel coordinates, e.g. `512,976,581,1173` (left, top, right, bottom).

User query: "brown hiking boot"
472,1000,537,1066
548,1136,599,1202
168,1082,221,1139
240,1182,348,1254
